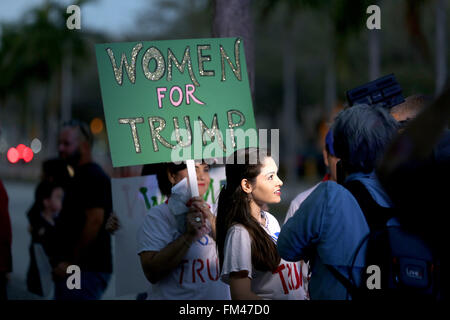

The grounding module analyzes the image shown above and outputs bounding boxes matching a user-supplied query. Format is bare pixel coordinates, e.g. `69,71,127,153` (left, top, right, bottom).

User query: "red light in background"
7,147,19,163
23,147,34,162
16,144,26,158
6,144,34,163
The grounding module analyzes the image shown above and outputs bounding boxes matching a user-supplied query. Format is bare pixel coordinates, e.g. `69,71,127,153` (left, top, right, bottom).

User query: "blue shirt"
277,172,392,300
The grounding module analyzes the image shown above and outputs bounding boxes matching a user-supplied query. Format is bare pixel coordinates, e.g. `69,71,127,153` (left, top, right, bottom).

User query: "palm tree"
212,0,255,100
400,0,446,95
326,0,373,107
256,0,371,183
0,0,90,156
256,0,326,184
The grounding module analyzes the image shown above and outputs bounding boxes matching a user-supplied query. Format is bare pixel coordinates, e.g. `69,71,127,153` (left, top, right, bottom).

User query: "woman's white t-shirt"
221,211,308,300
137,203,230,300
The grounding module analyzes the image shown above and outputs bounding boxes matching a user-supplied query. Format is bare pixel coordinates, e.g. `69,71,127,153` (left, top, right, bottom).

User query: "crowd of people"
0,85,448,300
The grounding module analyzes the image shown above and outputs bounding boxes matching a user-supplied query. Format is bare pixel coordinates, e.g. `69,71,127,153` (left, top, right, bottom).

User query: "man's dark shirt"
53,162,112,273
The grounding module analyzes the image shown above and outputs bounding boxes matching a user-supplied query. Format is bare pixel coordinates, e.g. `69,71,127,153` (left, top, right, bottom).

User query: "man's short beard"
63,149,82,167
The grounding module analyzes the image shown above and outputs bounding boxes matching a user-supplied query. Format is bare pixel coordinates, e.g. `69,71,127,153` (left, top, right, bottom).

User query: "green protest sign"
95,37,257,167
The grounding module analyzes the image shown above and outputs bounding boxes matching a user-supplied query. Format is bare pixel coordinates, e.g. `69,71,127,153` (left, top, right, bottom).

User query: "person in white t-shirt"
216,148,308,300
137,162,230,300
282,128,339,299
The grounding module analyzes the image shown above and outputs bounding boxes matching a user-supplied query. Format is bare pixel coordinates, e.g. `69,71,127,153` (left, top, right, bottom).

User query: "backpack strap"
325,265,359,298
324,179,393,299
343,179,394,230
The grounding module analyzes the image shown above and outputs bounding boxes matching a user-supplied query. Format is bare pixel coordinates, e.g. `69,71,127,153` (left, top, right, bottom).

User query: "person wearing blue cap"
283,128,339,225
277,104,398,299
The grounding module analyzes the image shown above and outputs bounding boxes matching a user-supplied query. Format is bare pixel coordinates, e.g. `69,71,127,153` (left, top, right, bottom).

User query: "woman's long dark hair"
26,180,61,223
216,148,281,273
153,162,187,197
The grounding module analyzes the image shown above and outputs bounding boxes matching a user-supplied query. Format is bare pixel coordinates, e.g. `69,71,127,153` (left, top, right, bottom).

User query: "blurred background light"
22,146,34,162
31,138,42,154
90,117,104,135
6,144,35,163
16,144,26,159
7,147,19,163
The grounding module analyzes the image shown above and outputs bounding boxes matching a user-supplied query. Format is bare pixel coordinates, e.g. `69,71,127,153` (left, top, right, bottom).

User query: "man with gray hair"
277,104,398,300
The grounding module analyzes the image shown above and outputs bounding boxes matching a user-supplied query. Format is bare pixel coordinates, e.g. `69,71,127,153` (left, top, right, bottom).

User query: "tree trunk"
212,0,255,101
435,0,447,96
60,51,72,123
369,29,381,80
45,70,61,159
280,29,298,184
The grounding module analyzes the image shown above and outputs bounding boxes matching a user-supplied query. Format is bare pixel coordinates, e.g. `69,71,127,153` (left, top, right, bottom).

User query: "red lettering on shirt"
273,263,304,294
179,259,188,285
178,258,223,284
286,263,293,290
192,259,205,283
207,258,220,281
291,263,301,290
297,262,303,288
273,264,289,294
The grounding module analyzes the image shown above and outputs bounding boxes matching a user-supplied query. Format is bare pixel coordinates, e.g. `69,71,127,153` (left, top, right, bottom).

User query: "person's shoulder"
226,223,250,238
314,180,351,198
262,211,282,236
141,203,174,231
290,182,322,205
78,163,111,188
80,162,109,178
147,203,170,218
316,181,368,221
225,223,251,245
263,211,280,227
228,223,246,232
296,182,322,199
300,181,355,213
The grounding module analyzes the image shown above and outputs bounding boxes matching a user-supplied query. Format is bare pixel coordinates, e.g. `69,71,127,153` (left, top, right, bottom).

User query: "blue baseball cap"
325,129,336,157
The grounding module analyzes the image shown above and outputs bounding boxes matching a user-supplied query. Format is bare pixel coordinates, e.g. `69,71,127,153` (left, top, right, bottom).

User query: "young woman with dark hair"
137,161,230,300
216,148,307,300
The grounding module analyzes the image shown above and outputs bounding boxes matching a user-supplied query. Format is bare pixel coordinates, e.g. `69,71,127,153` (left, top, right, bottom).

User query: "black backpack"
326,180,441,300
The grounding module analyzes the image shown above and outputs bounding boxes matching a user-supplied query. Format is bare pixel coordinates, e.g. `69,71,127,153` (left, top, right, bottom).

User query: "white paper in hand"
33,243,54,298
167,177,191,233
